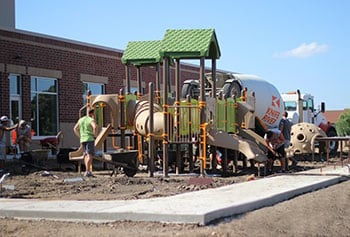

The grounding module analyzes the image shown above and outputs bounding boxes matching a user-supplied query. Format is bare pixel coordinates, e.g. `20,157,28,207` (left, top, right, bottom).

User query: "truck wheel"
222,82,241,99
327,129,338,154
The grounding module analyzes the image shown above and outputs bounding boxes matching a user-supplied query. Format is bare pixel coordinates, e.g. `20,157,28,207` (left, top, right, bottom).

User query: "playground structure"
68,28,347,178
68,29,273,177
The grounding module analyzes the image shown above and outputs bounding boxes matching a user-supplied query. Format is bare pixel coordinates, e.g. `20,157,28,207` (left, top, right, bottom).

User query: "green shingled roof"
121,40,162,66
160,29,220,59
121,29,221,66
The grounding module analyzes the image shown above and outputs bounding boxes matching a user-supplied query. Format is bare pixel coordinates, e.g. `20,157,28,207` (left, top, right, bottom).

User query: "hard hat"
0,116,9,122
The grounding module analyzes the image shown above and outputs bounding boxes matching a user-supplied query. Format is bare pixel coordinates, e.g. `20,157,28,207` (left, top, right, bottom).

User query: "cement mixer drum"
223,74,284,129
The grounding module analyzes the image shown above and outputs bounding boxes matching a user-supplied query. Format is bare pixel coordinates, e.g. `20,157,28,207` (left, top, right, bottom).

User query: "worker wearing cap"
73,108,98,177
0,116,18,168
17,120,32,153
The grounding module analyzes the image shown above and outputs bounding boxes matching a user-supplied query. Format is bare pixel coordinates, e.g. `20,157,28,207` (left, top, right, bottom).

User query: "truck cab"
282,90,338,152
283,91,314,124
281,91,327,126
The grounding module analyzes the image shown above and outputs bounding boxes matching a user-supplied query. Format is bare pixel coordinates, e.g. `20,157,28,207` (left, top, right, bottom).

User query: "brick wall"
0,29,201,124
0,71,10,114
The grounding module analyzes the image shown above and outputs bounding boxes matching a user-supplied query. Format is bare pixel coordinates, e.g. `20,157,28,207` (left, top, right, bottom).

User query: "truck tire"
181,83,192,99
222,81,241,99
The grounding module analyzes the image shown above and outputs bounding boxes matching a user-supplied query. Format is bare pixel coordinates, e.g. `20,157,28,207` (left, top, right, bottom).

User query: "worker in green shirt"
73,108,98,177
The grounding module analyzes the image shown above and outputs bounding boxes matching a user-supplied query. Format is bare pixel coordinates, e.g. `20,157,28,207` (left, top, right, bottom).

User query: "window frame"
30,76,59,138
284,101,297,111
82,82,105,125
9,74,22,123
82,82,105,103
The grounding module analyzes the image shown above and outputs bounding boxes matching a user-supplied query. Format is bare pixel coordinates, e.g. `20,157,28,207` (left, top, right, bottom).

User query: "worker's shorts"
82,141,95,156
267,145,285,160
0,142,5,160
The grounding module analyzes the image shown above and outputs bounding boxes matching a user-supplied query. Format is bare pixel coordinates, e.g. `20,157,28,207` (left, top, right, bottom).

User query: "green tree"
336,110,350,136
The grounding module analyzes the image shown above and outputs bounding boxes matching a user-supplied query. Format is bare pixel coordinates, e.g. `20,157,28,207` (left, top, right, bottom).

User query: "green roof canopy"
121,29,221,66
160,29,221,59
121,40,162,66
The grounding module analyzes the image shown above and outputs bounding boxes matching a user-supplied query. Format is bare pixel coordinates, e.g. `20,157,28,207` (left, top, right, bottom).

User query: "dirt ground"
0,154,349,237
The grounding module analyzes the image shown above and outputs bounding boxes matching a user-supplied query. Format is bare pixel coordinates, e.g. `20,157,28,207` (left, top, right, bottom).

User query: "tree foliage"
336,110,350,136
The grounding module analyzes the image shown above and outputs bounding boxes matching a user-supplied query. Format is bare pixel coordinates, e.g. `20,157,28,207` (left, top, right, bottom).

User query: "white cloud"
274,42,329,58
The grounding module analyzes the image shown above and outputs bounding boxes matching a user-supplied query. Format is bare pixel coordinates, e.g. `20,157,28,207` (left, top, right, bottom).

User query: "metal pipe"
86,90,91,115
149,82,154,177
162,57,169,177
137,66,142,99
175,59,181,174
187,95,194,172
156,63,161,104
211,60,216,98
125,65,130,95
119,88,126,149
199,57,206,176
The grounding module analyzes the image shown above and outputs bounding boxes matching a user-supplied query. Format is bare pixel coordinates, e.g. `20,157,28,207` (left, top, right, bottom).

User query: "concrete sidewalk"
0,165,349,225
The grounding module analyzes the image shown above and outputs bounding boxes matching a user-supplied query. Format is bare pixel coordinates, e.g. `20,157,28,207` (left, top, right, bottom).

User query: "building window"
9,74,21,123
83,82,105,103
9,74,21,95
129,87,138,94
126,86,143,95
31,76,58,136
83,82,105,124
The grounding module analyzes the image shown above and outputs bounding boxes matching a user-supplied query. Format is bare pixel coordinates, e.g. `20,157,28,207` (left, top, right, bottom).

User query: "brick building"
0,0,202,148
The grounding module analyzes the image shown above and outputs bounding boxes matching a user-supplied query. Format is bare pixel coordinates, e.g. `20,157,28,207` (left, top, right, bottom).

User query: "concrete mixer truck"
182,72,284,133
181,73,284,166
182,73,337,156
221,74,283,130
281,90,338,153
219,75,338,155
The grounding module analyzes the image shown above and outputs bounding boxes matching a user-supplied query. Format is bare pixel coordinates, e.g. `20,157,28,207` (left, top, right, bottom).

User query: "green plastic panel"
216,99,226,131
122,40,162,66
215,98,236,133
178,100,200,135
227,98,236,133
160,29,221,59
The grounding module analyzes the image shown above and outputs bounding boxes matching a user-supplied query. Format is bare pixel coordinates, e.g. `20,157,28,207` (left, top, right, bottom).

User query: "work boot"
84,171,94,177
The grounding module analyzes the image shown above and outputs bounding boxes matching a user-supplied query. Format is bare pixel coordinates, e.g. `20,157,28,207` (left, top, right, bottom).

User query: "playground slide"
69,124,112,161
239,128,268,153
206,129,267,163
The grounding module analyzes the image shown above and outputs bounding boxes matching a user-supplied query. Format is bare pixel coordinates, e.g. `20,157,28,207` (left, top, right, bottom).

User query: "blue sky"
15,0,349,110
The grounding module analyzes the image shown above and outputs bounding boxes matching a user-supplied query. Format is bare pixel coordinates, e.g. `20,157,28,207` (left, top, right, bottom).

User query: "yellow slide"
69,124,112,161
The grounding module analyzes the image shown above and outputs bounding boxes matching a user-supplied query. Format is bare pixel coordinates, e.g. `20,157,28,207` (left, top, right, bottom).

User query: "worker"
73,108,98,177
17,120,32,153
0,116,18,168
264,129,286,174
279,111,298,169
